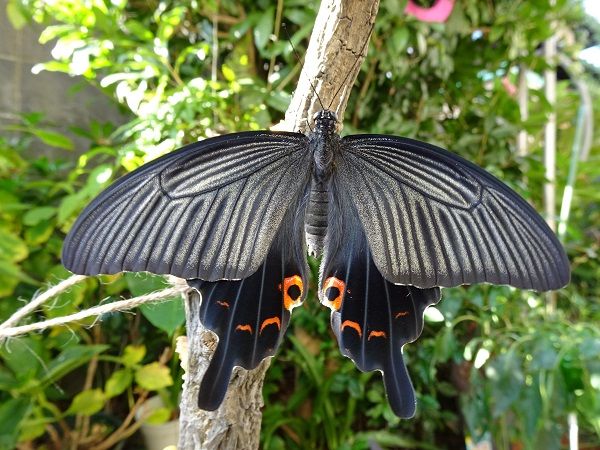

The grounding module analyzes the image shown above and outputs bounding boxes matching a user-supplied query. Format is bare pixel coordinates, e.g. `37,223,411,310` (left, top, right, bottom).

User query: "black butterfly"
62,109,569,418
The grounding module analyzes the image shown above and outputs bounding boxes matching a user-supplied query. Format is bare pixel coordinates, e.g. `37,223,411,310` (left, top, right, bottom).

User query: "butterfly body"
305,109,340,256
63,108,569,418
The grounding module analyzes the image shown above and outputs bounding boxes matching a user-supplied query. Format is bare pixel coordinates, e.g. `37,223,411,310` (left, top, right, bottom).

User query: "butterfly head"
313,109,338,134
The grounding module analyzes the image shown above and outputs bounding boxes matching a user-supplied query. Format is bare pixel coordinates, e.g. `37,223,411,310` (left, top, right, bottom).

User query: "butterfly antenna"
283,23,326,113
328,20,376,110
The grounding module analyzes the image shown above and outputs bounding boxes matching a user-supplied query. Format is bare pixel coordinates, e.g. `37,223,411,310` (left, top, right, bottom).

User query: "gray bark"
177,1,379,448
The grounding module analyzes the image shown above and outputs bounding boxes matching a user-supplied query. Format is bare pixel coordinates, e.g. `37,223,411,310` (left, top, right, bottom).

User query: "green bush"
1,0,599,449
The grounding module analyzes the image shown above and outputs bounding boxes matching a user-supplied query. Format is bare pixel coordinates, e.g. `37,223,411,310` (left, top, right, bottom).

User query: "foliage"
0,120,183,449
1,0,599,449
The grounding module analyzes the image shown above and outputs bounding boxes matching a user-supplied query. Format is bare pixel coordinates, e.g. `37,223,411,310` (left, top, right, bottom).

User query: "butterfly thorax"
305,109,339,256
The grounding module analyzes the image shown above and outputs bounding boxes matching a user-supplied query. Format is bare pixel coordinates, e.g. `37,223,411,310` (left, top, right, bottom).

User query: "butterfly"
62,109,569,418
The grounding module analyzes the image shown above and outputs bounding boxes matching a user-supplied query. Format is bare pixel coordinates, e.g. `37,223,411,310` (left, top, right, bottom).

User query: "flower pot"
135,396,179,450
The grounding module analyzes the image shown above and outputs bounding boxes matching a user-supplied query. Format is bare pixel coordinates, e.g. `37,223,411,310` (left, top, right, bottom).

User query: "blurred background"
0,0,599,449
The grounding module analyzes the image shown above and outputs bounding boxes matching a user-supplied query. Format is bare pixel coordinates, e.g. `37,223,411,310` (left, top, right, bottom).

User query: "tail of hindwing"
188,195,308,411
321,181,441,418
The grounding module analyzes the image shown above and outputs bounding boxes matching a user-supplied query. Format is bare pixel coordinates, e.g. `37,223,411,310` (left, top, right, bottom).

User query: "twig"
267,0,285,87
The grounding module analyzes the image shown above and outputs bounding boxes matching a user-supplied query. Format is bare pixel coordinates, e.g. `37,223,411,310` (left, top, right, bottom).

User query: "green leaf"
38,24,74,44
122,345,146,367
253,8,274,51
29,129,74,150
58,192,88,224
23,206,56,226
125,20,153,40
84,165,113,193
157,6,186,42
266,90,291,112
487,351,524,416
25,220,55,246
126,272,185,334
66,389,106,416
530,339,558,370
222,64,236,82
0,366,19,391
0,397,30,450
0,337,44,381
0,261,26,295
6,1,28,29
17,409,47,441
433,326,457,362
0,228,28,262
390,28,410,54
105,369,133,398
140,299,185,336
135,363,173,391
125,272,170,296
40,345,108,387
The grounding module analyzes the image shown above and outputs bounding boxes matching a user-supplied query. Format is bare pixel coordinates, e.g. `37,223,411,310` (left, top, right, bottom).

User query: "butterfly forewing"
62,131,310,281
337,135,570,291
320,180,441,418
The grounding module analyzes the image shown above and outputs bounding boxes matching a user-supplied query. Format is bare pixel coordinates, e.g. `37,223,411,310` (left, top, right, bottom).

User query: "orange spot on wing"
340,320,362,337
368,330,387,340
395,311,409,319
322,277,346,311
216,300,229,308
235,324,253,334
283,275,303,310
259,316,281,334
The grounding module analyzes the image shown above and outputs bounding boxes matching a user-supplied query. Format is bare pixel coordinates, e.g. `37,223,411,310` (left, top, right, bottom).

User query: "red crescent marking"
216,300,230,308
235,324,253,334
259,316,281,334
368,330,387,340
322,277,346,311
340,320,362,337
395,311,409,319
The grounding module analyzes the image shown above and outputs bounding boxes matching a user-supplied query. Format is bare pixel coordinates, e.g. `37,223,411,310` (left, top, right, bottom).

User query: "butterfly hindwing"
62,131,310,281
188,191,309,410
321,180,441,418
337,135,570,291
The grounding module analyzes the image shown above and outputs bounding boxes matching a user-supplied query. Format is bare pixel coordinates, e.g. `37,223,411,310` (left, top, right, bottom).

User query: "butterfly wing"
62,131,310,281
321,179,440,418
337,135,570,291
188,189,308,410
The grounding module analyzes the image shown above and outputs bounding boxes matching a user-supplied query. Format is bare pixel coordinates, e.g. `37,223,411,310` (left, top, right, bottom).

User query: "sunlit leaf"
23,207,56,226
135,363,173,390
29,129,74,150
6,0,28,29
105,369,133,398
122,345,146,367
66,389,106,416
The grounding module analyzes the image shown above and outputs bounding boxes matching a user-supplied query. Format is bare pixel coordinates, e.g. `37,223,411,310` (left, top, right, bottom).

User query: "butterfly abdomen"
305,179,329,256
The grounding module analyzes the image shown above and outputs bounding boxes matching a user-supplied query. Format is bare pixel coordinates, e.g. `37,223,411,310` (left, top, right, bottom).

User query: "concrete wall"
0,0,125,156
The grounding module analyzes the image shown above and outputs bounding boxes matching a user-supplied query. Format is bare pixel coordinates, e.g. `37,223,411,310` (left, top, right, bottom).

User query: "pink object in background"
405,0,455,23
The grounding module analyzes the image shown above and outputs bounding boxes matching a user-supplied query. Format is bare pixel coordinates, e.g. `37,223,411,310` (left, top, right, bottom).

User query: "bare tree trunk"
177,1,379,448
